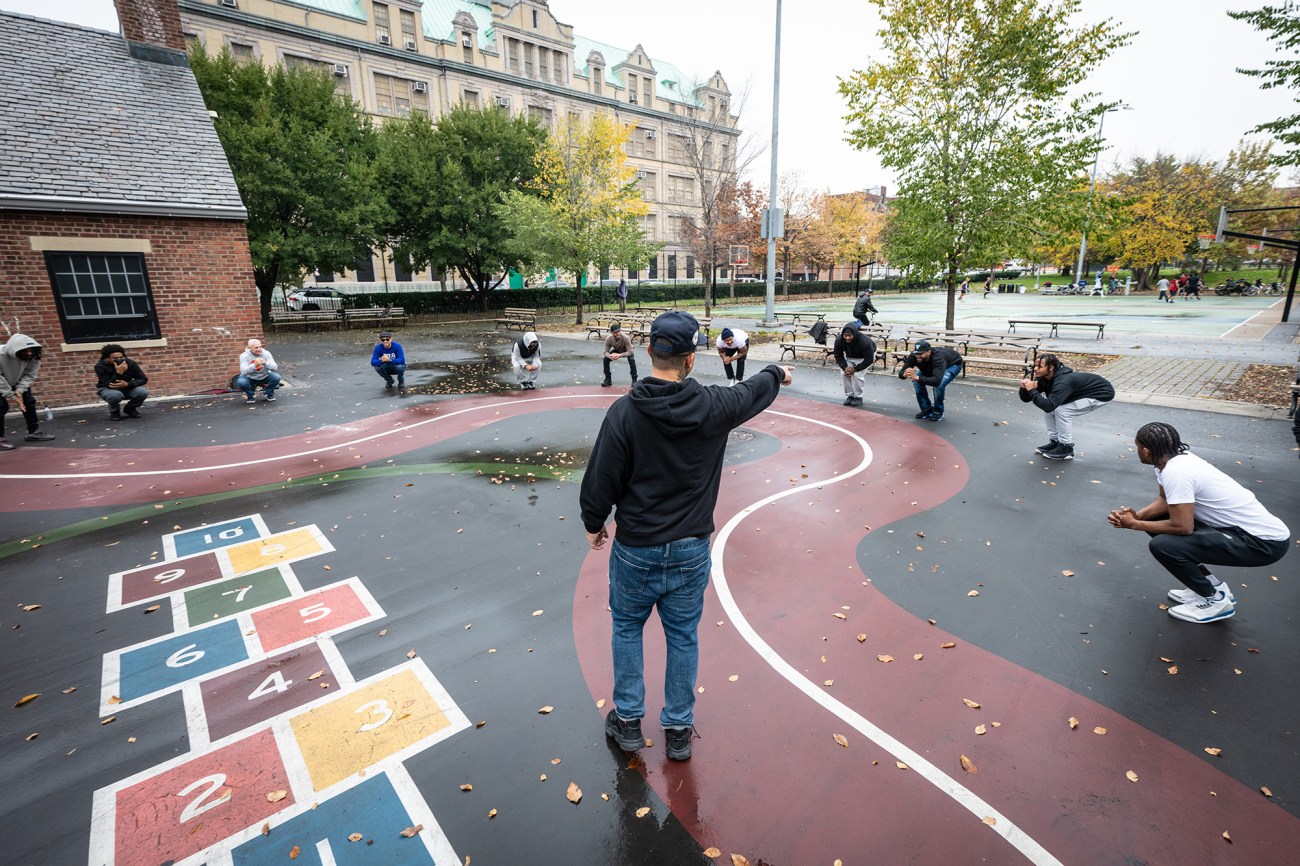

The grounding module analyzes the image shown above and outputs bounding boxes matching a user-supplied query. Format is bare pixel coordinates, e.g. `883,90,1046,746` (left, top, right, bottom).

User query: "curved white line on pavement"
0,394,615,480
711,408,1063,866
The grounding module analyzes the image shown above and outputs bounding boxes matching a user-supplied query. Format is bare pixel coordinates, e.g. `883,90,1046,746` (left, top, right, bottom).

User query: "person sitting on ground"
511,331,542,390
1107,422,1290,623
716,328,749,384
1018,353,1115,461
370,332,406,391
852,289,877,325
236,338,280,404
601,322,638,387
0,334,55,449
898,340,962,422
94,344,149,420
833,321,876,407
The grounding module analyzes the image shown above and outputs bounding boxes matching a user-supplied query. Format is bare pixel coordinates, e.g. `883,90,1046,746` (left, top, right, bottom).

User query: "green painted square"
184,568,291,627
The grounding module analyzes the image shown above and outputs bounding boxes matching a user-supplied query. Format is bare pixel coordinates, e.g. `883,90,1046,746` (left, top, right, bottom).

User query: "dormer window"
532,9,539,28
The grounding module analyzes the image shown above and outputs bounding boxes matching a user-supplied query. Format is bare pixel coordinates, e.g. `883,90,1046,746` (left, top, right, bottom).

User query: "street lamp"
1074,103,1132,287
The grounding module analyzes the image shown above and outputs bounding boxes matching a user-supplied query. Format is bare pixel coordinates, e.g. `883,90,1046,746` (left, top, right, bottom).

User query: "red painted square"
200,643,339,742
250,583,371,652
117,552,224,605
112,728,291,866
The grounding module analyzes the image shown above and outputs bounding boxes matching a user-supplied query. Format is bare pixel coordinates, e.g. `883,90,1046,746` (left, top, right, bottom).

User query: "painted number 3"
354,699,393,733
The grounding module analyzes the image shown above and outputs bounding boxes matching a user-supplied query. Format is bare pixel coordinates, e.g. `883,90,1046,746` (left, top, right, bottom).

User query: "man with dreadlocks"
1107,422,1290,623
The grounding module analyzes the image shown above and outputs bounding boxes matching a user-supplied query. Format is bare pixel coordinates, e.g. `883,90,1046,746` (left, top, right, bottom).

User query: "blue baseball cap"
648,311,700,354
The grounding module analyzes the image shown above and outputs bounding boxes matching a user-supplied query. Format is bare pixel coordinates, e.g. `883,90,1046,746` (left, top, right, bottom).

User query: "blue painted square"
232,774,437,865
171,517,261,558
116,619,248,702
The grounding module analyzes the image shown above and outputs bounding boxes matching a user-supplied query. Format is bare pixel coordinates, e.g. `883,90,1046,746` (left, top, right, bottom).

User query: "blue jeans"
913,363,961,415
609,536,710,729
235,372,280,398
99,385,148,411
374,362,406,386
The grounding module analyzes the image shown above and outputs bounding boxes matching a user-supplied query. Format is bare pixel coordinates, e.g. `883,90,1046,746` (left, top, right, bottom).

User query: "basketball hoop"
1197,234,1216,251
730,244,749,267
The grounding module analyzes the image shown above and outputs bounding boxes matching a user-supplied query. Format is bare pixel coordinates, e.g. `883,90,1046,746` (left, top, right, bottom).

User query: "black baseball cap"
648,311,699,354
379,331,393,339
914,340,932,352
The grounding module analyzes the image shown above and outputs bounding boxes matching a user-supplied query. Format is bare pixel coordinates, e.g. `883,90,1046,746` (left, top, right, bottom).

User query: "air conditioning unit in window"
462,36,473,48
494,96,511,108
405,39,418,51
412,81,427,94
636,171,647,179
628,93,637,104
645,130,657,139
331,63,348,77
220,0,237,7
377,34,391,46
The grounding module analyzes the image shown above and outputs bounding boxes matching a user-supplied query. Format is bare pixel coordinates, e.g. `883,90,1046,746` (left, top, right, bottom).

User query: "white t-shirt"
716,329,748,351
1157,278,1169,291
1156,453,1290,541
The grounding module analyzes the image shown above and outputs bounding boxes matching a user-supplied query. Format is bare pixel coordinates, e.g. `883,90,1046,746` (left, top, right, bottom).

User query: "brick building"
0,0,258,410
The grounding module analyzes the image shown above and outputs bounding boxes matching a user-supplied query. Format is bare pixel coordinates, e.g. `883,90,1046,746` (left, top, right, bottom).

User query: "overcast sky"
5,0,1294,195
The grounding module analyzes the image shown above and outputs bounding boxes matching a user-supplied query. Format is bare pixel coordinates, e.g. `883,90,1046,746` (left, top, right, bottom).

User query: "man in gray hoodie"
0,334,55,449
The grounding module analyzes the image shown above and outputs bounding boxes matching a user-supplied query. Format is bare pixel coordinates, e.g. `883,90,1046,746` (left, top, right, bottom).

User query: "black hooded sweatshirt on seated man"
580,364,785,547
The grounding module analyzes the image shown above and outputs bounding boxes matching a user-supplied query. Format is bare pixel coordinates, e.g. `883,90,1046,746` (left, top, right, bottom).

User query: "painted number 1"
203,527,245,544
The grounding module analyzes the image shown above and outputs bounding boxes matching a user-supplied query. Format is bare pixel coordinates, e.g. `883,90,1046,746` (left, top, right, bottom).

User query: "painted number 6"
166,644,204,668
354,699,393,733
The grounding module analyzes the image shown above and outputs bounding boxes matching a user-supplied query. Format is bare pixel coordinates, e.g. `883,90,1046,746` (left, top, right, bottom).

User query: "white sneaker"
1167,585,1235,606
1168,589,1236,623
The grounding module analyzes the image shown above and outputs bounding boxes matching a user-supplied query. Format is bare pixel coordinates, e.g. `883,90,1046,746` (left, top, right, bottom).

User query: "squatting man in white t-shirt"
1107,422,1290,624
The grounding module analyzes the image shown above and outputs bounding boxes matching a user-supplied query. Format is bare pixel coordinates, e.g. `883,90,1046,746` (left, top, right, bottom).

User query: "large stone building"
0,0,260,409
178,0,741,287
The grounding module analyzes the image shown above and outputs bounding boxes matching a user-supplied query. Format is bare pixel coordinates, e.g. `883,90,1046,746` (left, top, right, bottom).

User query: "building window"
394,256,413,282
463,89,479,107
636,170,656,201
374,3,390,43
667,134,686,163
640,213,656,240
462,32,474,64
532,9,539,28
626,73,637,104
374,73,428,116
184,31,203,51
642,77,652,107
400,10,416,47
355,256,376,282
45,252,161,343
528,105,553,128
629,268,639,280
648,256,658,279
592,68,602,95
228,41,255,63
539,49,550,82
524,42,534,78
643,129,657,158
667,253,677,279
686,255,695,279
667,175,695,205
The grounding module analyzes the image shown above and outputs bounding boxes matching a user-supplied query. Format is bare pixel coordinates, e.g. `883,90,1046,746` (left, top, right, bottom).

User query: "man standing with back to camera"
580,311,793,761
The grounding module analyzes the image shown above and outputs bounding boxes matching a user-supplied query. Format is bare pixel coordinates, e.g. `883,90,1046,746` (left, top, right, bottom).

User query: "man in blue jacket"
1019,353,1115,460
370,332,406,392
580,311,793,761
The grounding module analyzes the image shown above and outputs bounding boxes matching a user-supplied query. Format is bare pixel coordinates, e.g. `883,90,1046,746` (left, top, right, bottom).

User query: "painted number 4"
248,671,293,701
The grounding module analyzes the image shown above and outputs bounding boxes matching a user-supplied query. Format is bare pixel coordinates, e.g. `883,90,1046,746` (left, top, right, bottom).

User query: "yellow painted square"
226,528,324,575
290,668,452,791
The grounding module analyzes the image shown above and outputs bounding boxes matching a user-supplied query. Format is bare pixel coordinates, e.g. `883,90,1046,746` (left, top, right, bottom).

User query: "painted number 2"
177,773,230,822
354,699,393,733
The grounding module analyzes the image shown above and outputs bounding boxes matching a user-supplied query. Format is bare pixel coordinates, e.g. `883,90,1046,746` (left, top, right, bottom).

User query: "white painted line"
1218,297,1283,338
4,393,617,480
711,408,1064,866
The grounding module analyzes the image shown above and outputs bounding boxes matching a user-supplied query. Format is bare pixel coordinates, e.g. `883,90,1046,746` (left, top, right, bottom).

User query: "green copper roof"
301,0,365,22
572,35,701,107
420,0,495,47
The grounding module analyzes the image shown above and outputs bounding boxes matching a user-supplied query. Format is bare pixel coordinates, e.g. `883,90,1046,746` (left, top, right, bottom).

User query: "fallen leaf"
1062,570,1075,577
823,679,834,687
730,855,752,866
400,824,424,836
532,610,544,617
1159,657,1174,663
101,716,116,725
260,822,269,836
488,809,498,819
566,782,582,804
540,774,547,781
1222,831,1232,843
704,848,722,859
61,687,76,694
1167,666,1179,675
975,724,987,735
460,784,473,791
143,605,160,614
307,670,324,681
378,628,388,637
940,642,956,649
13,694,39,708
601,793,610,801
348,833,363,842
1068,717,1079,729
962,698,980,709
913,653,924,661
877,654,894,663
538,706,554,714
1126,770,1139,782
290,845,301,859
1261,786,1273,797
832,612,847,620
960,755,977,774
728,674,739,682
1204,747,1222,756
833,733,849,748
476,721,486,728
982,816,997,826
108,695,121,704
406,649,417,659
635,807,651,818
25,733,37,741
267,790,288,802
856,634,867,642
896,762,908,770
1093,727,1107,736
22,604,41,612
967,590,979,597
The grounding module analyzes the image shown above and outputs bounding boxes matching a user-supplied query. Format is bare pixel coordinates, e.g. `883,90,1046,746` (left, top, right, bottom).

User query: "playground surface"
1,307,1297,866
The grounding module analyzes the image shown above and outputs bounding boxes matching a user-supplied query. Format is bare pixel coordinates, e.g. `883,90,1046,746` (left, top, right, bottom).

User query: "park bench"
1007,319,1107,340
343,306,407,329
629,316,711,346
891,328,1040,379
1037,285,1060,295
496,307,537,331
772,310,829,326
268,309,342,332
585,315,646,340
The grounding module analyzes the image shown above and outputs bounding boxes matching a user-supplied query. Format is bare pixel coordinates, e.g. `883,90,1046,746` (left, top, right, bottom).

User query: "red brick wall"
113,0,187,52
0,211,263,409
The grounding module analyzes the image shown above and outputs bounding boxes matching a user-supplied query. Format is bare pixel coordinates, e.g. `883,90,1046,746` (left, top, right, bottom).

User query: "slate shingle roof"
0,12,247,219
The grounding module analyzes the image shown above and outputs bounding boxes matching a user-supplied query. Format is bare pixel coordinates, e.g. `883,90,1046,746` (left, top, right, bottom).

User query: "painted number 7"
221,585,253,603
354,699,393,733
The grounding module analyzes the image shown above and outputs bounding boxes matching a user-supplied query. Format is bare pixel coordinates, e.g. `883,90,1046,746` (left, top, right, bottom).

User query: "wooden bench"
496,307,537,331
268,309,342,331
892,328,1039,379
1037,285,1060,295
584,316,639,340
343,306,407,329
779,323,891,368
629,316,711,346
1008,319,1106,340
772,310,828,325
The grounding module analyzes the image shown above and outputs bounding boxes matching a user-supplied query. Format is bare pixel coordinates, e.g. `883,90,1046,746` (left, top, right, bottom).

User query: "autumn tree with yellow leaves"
501,113,658,323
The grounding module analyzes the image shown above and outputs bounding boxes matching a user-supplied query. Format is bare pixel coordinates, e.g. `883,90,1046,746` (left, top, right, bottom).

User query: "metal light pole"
1074,103,1131,285
762,0,782,326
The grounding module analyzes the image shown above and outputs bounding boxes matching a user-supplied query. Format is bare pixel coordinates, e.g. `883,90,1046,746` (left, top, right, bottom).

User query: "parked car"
286,288,353,311
542,279,573,289
734,276,763,283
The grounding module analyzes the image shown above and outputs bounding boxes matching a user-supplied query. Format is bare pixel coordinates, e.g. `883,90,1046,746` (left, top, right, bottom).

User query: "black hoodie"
580,364,785,546
833,322,876,372
1018,363,1115,411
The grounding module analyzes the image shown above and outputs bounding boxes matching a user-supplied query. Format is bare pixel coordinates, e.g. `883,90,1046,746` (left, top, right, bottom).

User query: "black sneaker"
914,410,932,419
604,710,644,752
843,396,855,406
601,380,613,387
665,725,696,761
0,438,14,451
124,406,141,419
1034,440,1057,456
25,430,55,442
1042,442,1074,460
926,411,943,422
109,409,122,421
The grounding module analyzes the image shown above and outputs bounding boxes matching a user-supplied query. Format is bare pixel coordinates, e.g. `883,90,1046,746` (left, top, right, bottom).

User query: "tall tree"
501,113,657,323
189,47,387,317
839,0,1129,328
1229,3,1300,167
378,104,547,310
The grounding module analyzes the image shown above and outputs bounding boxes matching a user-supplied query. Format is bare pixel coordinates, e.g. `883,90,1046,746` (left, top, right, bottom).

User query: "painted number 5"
299,602,331,624
354,699,393,733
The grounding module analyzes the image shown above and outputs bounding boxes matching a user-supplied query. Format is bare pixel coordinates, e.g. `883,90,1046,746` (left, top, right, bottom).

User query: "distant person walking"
580,311,794,760
959,278,969,302
1107,422,1290,624
616,277,628,313
1156,277,1170,302
1019,354,1115,461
